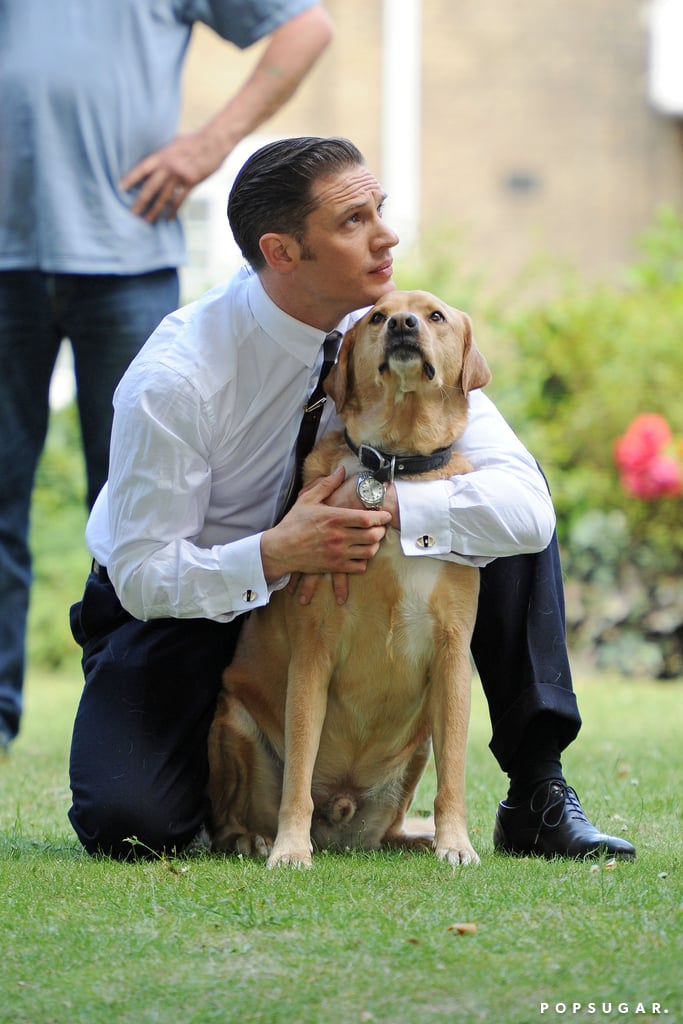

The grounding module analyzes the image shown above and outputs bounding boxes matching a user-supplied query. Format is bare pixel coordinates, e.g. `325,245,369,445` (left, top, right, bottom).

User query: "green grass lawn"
1,665,681,1024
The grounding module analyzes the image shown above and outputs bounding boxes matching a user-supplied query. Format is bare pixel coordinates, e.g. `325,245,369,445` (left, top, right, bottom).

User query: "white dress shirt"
86,268,556,622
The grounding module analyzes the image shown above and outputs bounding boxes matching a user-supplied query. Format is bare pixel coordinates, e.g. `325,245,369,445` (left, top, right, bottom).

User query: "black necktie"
281,331,341,517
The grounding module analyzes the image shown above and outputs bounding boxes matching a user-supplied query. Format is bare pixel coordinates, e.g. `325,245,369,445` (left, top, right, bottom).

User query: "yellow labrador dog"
208,290,491,868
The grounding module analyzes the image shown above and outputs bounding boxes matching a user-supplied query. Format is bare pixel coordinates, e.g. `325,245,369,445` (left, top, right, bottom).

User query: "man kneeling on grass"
67,136,635,863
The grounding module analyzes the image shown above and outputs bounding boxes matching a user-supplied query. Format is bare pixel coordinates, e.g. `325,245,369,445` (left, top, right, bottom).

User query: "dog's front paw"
266,836,313,870
435,841,480,867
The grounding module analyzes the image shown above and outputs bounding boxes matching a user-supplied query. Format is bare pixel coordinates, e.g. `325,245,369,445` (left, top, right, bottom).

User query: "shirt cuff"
394,478,453,557
216,532,286,613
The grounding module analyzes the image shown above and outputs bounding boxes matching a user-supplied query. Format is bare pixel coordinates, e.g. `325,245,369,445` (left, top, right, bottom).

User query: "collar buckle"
357,443,396,483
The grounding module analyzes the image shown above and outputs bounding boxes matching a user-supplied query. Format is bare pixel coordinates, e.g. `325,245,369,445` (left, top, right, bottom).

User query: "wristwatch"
357,471,386,510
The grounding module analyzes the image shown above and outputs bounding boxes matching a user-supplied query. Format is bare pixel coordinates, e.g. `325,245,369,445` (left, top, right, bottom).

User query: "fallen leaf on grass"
590,859,619,874
447,922,478,935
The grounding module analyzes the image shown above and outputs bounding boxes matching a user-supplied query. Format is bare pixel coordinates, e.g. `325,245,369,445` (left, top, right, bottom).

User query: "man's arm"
392,391,556,564
120,5,334,222
321,390,556,566
103,375,388,623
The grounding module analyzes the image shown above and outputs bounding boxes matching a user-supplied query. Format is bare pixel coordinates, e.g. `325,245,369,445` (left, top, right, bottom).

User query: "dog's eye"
370,311,386,324
428,310,446,322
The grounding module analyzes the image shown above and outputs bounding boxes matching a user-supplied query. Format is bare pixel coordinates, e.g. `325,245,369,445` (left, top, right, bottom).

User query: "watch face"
359,475,385,507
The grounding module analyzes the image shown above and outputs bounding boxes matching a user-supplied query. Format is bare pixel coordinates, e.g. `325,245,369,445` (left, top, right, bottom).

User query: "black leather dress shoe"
493,780,636,860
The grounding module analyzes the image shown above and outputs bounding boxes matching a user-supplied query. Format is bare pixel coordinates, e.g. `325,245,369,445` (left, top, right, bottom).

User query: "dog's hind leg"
207,691,279,858
380,738,434,850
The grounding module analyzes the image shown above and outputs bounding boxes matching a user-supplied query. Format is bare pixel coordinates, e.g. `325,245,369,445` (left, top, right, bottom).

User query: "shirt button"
242,589,258,603
416,534,435,549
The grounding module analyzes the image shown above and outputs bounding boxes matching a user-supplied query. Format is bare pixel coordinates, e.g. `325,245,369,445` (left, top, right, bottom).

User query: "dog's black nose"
387,313,418,335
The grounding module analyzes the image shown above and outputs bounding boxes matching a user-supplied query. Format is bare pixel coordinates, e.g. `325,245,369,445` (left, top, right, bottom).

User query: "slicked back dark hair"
227,136,365,270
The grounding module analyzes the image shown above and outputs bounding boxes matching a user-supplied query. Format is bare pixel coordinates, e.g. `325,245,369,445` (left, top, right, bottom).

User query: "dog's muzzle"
382,313,435,379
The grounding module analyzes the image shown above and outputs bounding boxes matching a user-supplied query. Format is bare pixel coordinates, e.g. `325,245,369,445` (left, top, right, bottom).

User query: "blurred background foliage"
30,207,683,679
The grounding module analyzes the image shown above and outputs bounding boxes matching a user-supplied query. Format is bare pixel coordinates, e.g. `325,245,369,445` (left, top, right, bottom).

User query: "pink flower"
614,413,672,471
615,414,682,500
621,455,682,500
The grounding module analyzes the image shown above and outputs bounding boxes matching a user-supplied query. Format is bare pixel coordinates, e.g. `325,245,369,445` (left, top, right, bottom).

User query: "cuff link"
416,534,435,550
242,588,258,603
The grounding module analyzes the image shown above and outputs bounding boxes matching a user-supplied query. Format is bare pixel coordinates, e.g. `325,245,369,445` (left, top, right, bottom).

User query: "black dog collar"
344,430,454,483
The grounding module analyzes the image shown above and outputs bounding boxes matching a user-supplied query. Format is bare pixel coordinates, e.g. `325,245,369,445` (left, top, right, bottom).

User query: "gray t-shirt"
0,0,314,274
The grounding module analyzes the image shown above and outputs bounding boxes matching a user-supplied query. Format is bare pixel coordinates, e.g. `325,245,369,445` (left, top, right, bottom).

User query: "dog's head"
325,290,491,454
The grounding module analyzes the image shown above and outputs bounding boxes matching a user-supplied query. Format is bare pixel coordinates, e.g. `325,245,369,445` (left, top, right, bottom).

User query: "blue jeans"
0,268,179,741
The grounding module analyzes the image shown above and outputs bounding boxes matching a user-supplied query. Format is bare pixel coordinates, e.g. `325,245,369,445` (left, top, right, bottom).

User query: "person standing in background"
0,0,334,753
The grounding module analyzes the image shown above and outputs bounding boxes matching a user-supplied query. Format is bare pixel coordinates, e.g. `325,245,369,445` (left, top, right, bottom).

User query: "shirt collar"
246,272,353,368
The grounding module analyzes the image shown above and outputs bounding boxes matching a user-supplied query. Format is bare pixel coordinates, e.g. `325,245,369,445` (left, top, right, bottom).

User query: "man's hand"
324,469,401,529
260,467,391,586
281,468,402,606
119,128,224,224
286,571,349,607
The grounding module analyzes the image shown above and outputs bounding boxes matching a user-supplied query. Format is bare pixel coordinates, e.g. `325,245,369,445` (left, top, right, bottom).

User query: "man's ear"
259,233,299,274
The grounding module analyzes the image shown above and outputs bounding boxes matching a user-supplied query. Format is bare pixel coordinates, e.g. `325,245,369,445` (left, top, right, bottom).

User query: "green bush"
486,275,683,555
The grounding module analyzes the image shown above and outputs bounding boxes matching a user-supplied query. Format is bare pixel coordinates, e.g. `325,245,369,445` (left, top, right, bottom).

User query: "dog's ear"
324,323,356,412
460,313,491,394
